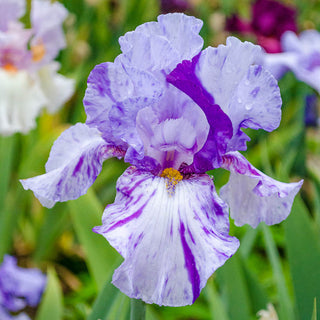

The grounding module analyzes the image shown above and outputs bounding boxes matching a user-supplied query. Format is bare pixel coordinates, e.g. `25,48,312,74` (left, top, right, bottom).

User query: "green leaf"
203,279,229,320
68,189,118,291
261,223,295,320
216,254,252,320
311,298,317,320
88,278,121,320
36,267,63,320
130,298,146,320
284,197,320,320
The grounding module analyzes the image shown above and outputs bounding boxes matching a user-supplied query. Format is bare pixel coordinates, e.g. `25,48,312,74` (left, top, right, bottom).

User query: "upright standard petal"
220,152,303,228
84,61,162,148
118,13,203,74
195,38,282,151
94,167,239,306
20,123,124,208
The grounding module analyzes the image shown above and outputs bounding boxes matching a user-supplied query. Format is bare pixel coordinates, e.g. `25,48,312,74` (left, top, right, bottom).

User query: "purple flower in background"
160,0,190,14
264,30,320,93
304,94,319,127
21,13,303,306
0,255,46,320
226,0,297,53
0,0,74,135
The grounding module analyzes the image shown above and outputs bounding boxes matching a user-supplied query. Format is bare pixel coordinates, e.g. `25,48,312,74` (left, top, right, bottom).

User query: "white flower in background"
0,0,74,135
257,303,279,320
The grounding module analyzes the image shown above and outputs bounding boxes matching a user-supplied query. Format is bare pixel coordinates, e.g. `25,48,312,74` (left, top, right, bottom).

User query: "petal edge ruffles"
220,152,303,228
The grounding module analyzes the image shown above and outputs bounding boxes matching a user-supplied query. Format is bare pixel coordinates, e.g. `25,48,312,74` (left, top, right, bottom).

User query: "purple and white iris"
21,14,303,306
0,255,46,320
0,0,74,135
264,30,320,92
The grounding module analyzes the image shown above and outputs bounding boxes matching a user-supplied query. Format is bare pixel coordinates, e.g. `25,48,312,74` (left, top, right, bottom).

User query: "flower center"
31,43,46,62
3,63,18,73
160,168,183,194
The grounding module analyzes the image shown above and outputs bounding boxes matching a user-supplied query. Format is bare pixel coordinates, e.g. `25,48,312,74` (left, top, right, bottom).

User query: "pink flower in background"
0,0,74,136
226,0,297,53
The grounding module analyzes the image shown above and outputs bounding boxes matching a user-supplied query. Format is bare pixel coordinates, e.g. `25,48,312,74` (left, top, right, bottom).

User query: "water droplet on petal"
245,103,253,110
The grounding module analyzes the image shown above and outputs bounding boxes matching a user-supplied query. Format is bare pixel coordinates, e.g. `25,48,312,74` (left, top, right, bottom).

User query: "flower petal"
36,62,74,113
0,255,46,312
0,0,25,31
84,62,162,148
94,167,239,306
167,55,233,171
220,152,303,228
0,69,47,135
31,0,68,64
195,37,263,112
118,13,203,74
226,64,282,151
135,87,209,170
20,123,123,208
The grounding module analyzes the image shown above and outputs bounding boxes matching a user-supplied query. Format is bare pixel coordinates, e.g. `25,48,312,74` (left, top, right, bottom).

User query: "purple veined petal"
84,62,163,148
225,64,282,151
0,0,25,31
20,123,125,208
31,0,68,63
118,13,203,74
94,167,239,306
0,255,46,312
195,37,263,112
167,55,233,171
135,87,210,170
220,151,303,228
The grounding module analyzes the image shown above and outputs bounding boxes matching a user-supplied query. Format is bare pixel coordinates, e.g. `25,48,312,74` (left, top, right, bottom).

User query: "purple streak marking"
180,222,200,303
107,190,156,232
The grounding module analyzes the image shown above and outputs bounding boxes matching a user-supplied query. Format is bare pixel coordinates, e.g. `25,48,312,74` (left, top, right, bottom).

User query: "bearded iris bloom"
0,0,74,135
21,14,303,306
264,30,320,93
0,255,46,320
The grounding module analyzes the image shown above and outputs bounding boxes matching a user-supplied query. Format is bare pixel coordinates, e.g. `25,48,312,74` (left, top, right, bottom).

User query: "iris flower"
0,255,46,320
264,30,320,93
21,13,303,306
226,0,297,53
0,0,74,135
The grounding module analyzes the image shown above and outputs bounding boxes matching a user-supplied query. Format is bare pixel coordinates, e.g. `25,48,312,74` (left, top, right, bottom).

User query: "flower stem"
130,298,146,320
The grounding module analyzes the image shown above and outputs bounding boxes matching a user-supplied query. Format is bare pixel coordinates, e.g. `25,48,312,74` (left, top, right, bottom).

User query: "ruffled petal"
0,69,47,135
135,87,209,170
36,62,74,113
195,37,263,112
20,123,123,208
220,152,303,228
84,62,162,148
118,13,203,74
94,167,239,306
226,64,282,151
0,255,46,312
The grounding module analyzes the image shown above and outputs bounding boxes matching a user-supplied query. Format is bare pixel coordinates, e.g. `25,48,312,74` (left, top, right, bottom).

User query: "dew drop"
245,103,253,110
